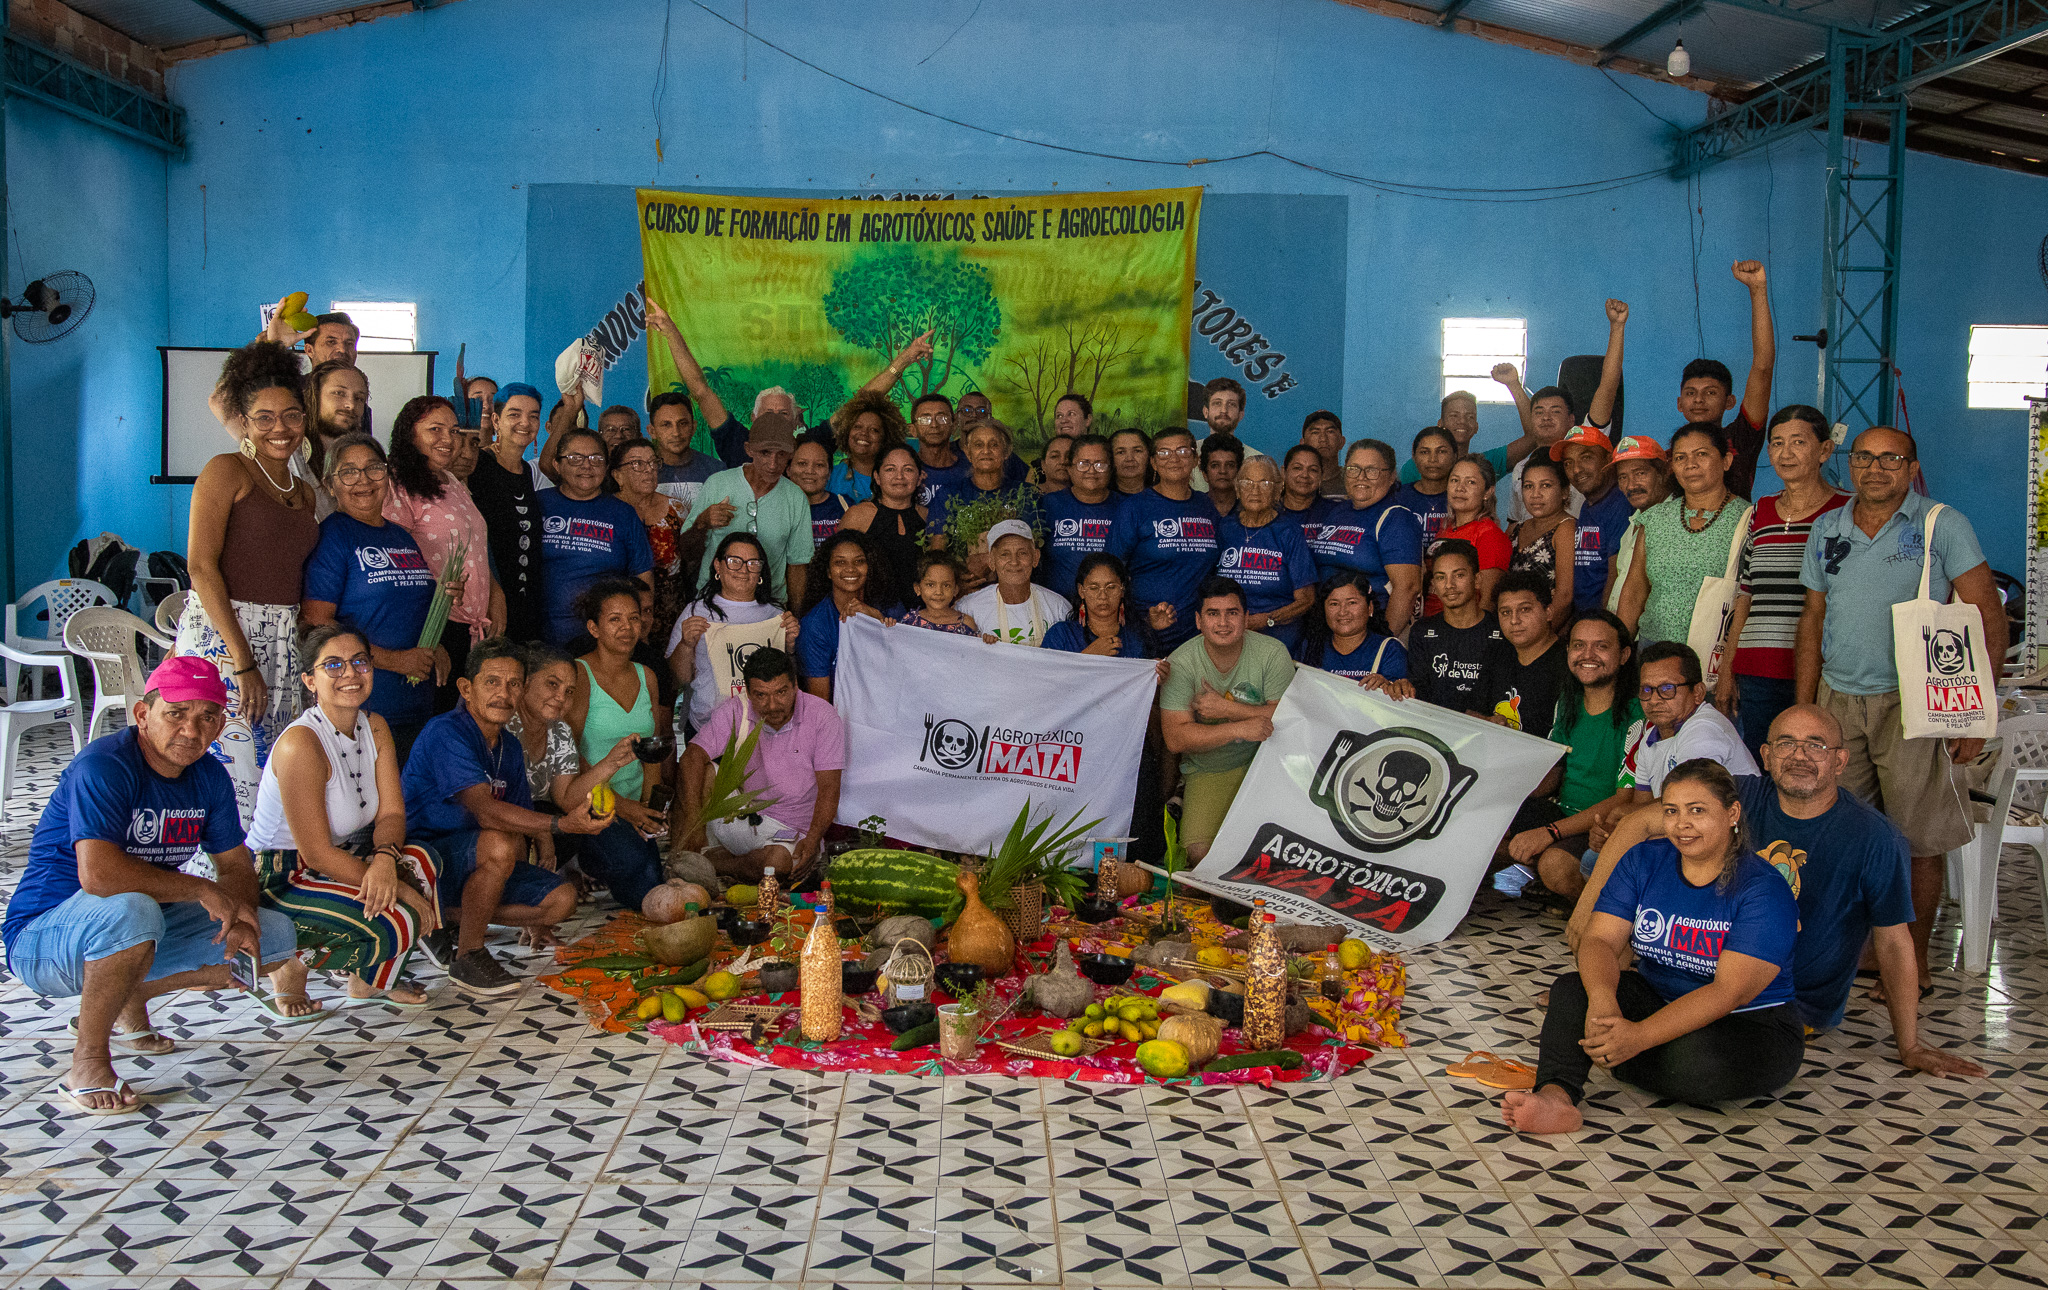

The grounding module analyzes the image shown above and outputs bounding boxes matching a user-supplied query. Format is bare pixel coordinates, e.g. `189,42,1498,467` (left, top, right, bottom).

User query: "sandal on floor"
1446,1050,1538,1090
348,987,430,1011
58,1079,142,1117
66,1018,176,1055
254,993,324,1025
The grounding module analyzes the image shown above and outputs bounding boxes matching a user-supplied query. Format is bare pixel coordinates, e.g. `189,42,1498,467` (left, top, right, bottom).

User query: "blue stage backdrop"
524,185,1345,462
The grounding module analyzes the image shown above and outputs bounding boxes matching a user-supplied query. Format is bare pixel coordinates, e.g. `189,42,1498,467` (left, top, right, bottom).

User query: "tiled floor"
1,721,2045,1289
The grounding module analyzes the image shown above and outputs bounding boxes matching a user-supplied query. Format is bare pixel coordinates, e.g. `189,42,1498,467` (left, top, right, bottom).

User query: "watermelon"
827,850,964,922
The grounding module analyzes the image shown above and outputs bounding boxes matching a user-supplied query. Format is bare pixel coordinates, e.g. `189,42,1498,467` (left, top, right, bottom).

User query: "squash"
641,886,703,924
664,880,712,909
1159,981,1211,1012
943,871,1015,979
1158,1012,1223,1068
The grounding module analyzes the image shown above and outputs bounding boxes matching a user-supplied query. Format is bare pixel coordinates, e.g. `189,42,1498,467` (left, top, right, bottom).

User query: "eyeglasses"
721,556,765,571
316,656,374,676
747,498,759,534
618,460,658,473
1849,451,1911,471
1155,447,1193,459
1345,465,1391,479
1639,682,1689,699
560,452,606,466
1238,478,1278,489
1768,736,1841,757
332,464,388,484
248,411,307,432
916,414,953,426
1071,461,1109,473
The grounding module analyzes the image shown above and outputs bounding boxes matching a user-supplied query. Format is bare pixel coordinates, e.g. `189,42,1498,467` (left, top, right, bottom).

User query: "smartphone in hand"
229,948,260,993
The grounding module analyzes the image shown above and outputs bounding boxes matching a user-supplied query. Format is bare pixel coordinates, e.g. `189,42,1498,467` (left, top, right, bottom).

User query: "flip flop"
1446,1050,1537,1090
347,988,430,1011
57,1079,142,1117
66,1018,176,1055
254,993,325,1025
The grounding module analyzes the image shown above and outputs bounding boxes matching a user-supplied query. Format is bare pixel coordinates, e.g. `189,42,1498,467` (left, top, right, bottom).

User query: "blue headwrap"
494,381,543,408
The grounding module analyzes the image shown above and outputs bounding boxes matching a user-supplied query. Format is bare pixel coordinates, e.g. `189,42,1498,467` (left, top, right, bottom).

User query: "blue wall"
19,0,2028,587
6,96,172,593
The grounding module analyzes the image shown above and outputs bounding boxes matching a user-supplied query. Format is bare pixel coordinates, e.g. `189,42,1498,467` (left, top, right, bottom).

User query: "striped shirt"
1733,491,1848,680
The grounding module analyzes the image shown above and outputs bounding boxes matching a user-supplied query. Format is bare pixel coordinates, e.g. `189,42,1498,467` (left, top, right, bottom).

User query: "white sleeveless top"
247,707,380,852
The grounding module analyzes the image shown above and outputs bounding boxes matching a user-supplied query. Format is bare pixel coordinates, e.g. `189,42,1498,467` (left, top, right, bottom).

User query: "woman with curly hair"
384,395,504,710
180,340,322,817
826,389,907,503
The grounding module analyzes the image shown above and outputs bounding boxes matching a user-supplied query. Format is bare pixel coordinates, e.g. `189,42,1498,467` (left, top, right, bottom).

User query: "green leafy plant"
955,976,999,1018
977,802,1103,913
938,485,1042,562
682,721,779,841
1159,806,1190,926
856,815,889,848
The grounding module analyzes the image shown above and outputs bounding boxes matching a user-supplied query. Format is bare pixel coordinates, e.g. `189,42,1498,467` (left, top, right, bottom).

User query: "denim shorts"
432,830,567,912
7,890,298,999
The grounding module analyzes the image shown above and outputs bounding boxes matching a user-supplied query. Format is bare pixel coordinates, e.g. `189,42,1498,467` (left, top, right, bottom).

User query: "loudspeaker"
1556,354,1623,436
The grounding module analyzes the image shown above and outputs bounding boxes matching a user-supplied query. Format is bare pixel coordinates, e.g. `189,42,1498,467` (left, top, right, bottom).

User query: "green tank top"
1637,494,1747,646
577,658,657,800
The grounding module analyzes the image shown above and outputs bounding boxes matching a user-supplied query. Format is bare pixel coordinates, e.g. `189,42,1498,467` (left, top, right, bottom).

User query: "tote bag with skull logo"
1891,503,1997,742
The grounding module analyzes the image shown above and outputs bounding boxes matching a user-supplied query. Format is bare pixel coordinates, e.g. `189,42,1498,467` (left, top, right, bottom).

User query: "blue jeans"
562,821,664,914
7,891,298,999
1733,672,1798,764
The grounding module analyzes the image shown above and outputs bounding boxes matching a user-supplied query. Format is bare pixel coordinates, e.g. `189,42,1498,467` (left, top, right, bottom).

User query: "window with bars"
1442,317,1526,404
1968,325,2048,409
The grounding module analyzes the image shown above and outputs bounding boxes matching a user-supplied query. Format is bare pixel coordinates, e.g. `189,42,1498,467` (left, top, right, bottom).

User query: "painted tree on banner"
824,245,1002,405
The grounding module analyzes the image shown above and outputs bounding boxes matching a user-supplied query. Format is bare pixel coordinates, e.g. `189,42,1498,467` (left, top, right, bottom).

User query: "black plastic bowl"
728,918,772,948
841,964,881,994
1074,895,1121,925
713,906,741,933
934,962,984,999
881,1001,936,1034
1078,953,1135,986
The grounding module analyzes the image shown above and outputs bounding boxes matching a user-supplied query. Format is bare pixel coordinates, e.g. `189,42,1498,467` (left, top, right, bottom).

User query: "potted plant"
1150,807,1191,943
937,977,996,1060
976,802,1102,940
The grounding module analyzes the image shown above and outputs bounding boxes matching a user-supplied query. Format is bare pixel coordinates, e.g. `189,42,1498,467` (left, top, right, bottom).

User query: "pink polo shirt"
690,690,847,833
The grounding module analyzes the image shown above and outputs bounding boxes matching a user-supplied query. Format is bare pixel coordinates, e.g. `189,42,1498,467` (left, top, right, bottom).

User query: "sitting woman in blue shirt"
1503,759,1802,1134
795,530,899,701
1042,553,1171,663
1299,571,1407,685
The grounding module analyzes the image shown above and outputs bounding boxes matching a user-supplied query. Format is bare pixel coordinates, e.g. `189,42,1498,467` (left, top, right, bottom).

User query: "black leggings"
1535,969,1804,1107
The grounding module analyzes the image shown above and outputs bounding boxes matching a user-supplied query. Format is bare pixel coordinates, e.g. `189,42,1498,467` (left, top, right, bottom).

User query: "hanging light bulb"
1667,39,1691,78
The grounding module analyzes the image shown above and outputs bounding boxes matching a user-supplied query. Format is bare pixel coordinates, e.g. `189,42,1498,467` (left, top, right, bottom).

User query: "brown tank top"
221,465,320,605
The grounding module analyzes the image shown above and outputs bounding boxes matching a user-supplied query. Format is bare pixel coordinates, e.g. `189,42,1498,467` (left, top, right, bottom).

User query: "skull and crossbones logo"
927,719,980,770
1311,728,1478,852
1926,628,1969,677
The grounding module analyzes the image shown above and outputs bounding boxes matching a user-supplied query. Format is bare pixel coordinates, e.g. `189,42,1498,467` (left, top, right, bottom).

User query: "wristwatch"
1264,614,1275,629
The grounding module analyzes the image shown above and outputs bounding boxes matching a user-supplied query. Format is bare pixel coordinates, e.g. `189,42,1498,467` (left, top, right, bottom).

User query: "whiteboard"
155,347,437,483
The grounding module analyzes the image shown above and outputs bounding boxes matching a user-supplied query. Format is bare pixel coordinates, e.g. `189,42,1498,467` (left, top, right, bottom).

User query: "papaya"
589,782,617,816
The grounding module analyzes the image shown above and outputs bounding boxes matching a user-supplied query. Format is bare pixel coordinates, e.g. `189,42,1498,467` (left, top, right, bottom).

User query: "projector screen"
155,347,437,483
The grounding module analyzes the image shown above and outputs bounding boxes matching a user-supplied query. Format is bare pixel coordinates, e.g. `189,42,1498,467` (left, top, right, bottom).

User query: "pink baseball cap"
146,656,229,707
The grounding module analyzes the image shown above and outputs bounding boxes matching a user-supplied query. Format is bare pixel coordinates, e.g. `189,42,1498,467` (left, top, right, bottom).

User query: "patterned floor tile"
1178,1230,1320,1287
800,1225,936,1282
929,1230,1060,1284
1298,1233,1445,1288
1057,1229,1189,1286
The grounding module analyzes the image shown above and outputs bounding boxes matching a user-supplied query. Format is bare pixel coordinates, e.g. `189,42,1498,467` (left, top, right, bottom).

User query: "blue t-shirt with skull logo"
1037,490,1124,601
4,726,245,964
1108,488,1223,651
1800,492,1986,696
1216,513,1318,653
1594,838,1797,1009
539,491,655,646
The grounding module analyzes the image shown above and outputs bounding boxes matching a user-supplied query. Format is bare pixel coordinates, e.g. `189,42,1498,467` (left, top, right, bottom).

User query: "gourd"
1157,1012,1223,1068
827,849,966,922
944,872,1015,979
638,909,717,965
1026,941,1093,1019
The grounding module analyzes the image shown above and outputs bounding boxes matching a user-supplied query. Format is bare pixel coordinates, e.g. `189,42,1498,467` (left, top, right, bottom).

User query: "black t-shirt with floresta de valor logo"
1408,613,1503,715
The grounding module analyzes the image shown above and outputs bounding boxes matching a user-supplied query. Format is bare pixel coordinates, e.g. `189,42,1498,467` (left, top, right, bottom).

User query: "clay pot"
758,961,799,994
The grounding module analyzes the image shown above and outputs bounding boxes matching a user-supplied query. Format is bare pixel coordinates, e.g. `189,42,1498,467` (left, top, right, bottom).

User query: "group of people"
2,265,2003,1119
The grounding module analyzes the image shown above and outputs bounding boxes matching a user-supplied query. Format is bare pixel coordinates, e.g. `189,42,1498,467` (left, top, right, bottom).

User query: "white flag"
833,616,1157,855
1191,669,1563,949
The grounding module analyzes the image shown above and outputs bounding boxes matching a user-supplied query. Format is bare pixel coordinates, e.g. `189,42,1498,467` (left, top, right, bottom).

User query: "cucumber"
576,954,654,972
638,959,709,989
890,1019,941,1051
1205,1049,1304,1073
828,850,965,922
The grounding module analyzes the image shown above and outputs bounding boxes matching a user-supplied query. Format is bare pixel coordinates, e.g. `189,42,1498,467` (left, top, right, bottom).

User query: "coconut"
664,849,721,892
641,885,699,925
664,880,712,909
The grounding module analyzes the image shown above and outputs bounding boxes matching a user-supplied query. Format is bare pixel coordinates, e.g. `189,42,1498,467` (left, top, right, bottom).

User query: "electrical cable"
679,0,1676,203
917,0,986,66
652,0,674,164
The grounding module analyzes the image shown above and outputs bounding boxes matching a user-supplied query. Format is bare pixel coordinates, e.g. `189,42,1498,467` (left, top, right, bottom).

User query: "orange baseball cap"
1610,434,1667,463
1549,425,1614,461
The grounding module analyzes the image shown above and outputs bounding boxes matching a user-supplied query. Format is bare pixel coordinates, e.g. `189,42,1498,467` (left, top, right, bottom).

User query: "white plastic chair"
64,607,174,742
5,579,116,701
153,589,190,639
0,639,82,806
1947,713,2048,974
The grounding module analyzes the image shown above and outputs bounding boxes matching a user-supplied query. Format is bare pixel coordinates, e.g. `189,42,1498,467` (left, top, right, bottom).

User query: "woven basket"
997,882,1045,940
881,936,935,1007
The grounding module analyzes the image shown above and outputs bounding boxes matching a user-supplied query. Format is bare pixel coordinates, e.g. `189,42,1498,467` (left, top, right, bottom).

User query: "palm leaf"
681,721,779,837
